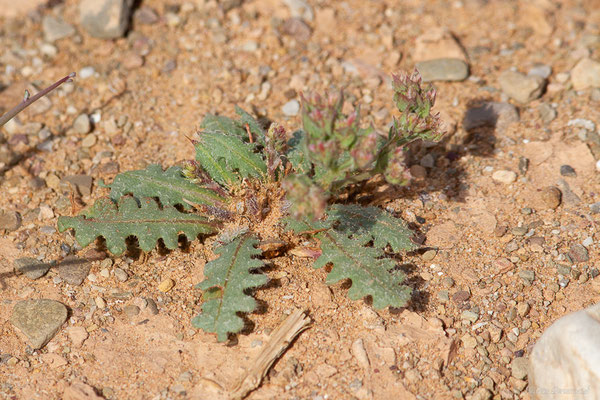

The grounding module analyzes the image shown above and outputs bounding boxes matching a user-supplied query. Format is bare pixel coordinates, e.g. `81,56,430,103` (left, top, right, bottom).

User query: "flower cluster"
284,70,443,219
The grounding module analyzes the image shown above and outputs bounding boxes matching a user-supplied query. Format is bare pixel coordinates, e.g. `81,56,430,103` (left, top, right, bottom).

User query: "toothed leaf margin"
192,233,268,341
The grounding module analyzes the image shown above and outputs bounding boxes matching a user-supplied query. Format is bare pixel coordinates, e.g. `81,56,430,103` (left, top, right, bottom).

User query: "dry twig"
229,309,311,400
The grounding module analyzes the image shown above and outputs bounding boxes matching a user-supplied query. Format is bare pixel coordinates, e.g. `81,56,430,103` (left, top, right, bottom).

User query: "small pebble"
539,186,562,209
95,297,106,309
560,165,576,177
492,170,517,184
571,58,600,90
461,334,477,349
511,357,529,380
123,305,140,318
158,278,175,292
282,100,300,116
422,249,437,261
498,70,545,103
519,270,535,285
0,210,22,231
73,114,91,134
462,310,479,323
528,64,552,79
415,58,469,82
79,67,95,79
568,244,589,263
114,268,128,282
452,290,471,303
438,290,449,302
442,277,455,288
471,387,492,400
81,134,97,148
58,256,91,286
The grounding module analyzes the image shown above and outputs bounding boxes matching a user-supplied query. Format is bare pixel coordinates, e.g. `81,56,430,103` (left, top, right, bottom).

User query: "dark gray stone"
14,257,52,280
560,165,577,177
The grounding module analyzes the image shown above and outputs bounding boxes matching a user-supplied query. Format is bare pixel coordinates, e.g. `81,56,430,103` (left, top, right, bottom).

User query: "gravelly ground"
1,0,600,399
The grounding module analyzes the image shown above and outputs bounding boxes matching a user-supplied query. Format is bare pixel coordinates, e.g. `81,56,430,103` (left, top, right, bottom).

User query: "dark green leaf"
57,196,219,255
192,234,267,341
107,164,226,210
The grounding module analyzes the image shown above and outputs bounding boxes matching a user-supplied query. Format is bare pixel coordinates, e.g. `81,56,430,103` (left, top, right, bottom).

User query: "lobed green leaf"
106,164,226,210
327,204,418,252
314,229,412,309
194,131,267,188
57,196,219,255
192,234,267,341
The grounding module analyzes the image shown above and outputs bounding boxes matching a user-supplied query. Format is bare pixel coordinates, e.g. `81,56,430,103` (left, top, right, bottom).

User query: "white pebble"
79,66,95,79
282,99,300,116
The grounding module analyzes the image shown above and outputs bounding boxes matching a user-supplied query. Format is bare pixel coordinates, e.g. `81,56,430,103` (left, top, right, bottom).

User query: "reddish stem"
0,72,76,128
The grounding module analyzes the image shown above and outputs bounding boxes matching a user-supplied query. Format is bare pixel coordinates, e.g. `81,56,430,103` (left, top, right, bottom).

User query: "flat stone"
10,299,68,349
58,256,91,286
571,58,600,91
80,0,134,39
568,244,589,263
114,267,128,282
492,170,517,184
416,58,469,82
0,210,22,231
14,257,51,280
462,102,519,134
498,70,545,103
60,175,93,197
81,134,97,147
42,15,75,42
123,304,140,318
530,302,600,398
462,310,479,323
519,270,535,285
452,290,471,303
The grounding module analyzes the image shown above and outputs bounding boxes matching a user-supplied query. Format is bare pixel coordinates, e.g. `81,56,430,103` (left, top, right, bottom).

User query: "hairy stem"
0,72,76,128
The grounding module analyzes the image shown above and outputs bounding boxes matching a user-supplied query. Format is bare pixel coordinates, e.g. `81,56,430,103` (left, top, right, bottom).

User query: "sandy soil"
1,0,600,399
